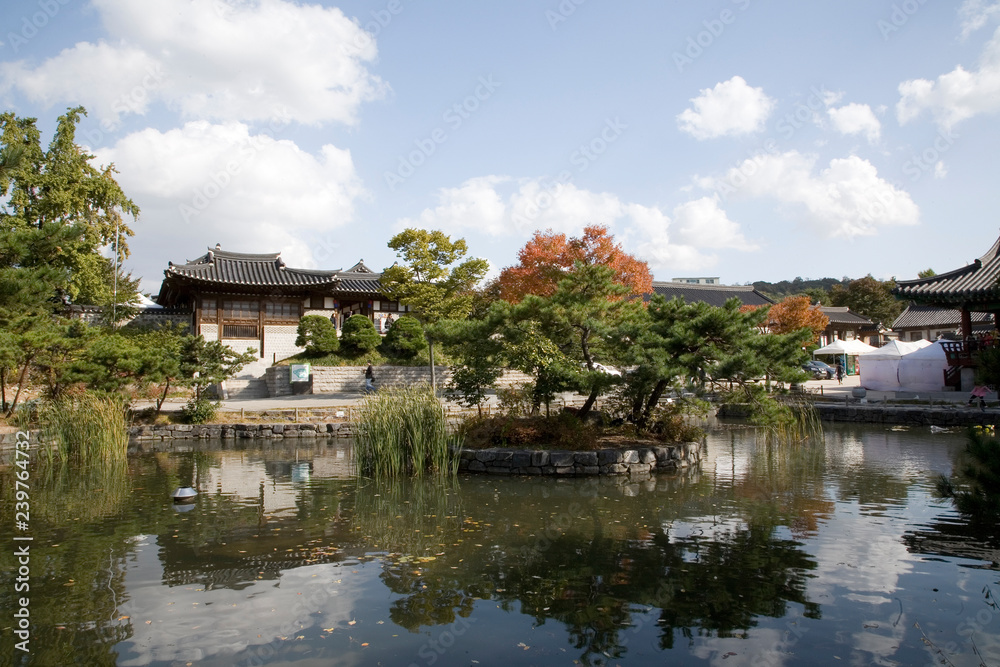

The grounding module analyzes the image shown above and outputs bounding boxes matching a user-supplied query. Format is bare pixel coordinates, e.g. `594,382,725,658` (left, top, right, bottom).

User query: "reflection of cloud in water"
691,626,792,667
115,538,366,666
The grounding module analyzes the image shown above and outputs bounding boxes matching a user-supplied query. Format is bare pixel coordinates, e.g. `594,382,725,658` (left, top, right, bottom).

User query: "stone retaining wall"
129,422,355,441
813,403,1000,426
456,442,702,477
264,365,533,396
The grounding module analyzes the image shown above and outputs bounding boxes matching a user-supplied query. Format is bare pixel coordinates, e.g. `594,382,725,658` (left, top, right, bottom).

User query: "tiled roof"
894,234,1000,304
165,249,338,287
650,282,775,308
892,304,992,329
819,306,873,325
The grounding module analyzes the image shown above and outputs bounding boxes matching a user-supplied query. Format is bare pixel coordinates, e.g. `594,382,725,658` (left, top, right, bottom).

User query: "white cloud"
399,177,756,273
708,151,919,238
0,0,385,127
828,103,881,143
960,0,1000,37
897,25,1000,128
677,76,775,140
92,121,365,288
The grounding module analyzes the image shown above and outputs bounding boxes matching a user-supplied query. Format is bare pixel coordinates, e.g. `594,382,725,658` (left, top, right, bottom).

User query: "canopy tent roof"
859,339,930,360
813,339,878,355
893,232,1000,309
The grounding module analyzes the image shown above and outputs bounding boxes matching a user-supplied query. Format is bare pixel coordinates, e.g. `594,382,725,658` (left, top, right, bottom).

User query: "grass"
17,392,131,464
354,384,461,477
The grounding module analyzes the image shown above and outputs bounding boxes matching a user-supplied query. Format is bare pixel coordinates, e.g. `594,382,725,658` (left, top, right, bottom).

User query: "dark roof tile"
649,282,775,308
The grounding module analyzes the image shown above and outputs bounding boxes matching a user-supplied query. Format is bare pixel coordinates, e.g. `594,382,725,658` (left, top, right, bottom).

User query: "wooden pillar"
961,307,973,339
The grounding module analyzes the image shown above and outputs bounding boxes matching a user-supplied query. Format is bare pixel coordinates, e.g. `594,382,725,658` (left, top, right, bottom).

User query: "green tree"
340,314,381,354
517,262,639,418
380,315,426,359
829,275,903,327
379,229,489,391
917,268,936,279
0,107,140,305
295,315,340,356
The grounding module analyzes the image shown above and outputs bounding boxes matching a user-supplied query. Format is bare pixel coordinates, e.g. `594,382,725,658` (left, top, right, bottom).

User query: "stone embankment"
812,402,999,426
128,422,355,441
456,442,702,477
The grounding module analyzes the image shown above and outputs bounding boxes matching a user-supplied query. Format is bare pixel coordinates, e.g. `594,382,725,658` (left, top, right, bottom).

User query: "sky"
2,0,1000,296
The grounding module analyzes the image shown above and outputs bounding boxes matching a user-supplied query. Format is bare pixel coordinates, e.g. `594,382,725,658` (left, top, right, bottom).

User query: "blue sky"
2,0,999,294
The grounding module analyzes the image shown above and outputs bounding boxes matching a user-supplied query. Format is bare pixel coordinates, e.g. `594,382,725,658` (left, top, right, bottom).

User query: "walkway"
137,373,989,415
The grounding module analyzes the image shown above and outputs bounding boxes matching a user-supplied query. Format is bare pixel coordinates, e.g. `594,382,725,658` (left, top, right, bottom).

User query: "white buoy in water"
171,487,197,502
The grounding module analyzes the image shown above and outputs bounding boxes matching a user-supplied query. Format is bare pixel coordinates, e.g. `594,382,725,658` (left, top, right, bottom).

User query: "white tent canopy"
813,339,878,356
859,339,933,391
897,341,950,393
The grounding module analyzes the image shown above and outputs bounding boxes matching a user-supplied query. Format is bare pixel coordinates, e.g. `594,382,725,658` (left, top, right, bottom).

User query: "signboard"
289,364,311,383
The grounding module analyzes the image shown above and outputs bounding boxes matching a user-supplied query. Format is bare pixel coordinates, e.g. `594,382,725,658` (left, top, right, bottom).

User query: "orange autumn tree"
494,225,652,303
767,295,829,339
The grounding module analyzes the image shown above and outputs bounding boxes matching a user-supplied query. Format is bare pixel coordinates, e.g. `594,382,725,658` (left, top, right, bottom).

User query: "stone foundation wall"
129,422,355,441
456,442,703,477
813,403,1000,426
264,365,534,396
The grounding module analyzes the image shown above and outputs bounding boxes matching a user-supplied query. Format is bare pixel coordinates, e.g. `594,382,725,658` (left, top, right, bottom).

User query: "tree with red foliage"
494,225,653,303
767,295,829,339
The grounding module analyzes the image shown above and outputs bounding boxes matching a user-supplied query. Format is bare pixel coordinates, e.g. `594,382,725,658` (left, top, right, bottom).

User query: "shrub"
181,397,218,424
341,314,381,354
295,315,340,356
379,315,426,359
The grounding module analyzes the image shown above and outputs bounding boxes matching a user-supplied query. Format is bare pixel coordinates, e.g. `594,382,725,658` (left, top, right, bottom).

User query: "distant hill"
752,277,850,301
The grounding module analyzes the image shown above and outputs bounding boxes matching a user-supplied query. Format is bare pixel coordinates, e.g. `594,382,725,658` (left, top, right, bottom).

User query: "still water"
1,423,999,666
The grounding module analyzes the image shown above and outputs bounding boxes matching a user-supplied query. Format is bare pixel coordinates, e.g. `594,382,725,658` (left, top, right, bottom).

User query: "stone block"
550,452,575,467
468,460,486,472
622,450,640,464
531,451,550,467
574,452,598,466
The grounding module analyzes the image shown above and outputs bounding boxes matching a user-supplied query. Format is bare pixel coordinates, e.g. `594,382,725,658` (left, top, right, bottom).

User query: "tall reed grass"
35,392,131,464
354,384,460,477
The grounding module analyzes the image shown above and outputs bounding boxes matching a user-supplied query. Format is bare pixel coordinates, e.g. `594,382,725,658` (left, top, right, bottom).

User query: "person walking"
364,364,376,394
969,384,988,411
835,360,844,385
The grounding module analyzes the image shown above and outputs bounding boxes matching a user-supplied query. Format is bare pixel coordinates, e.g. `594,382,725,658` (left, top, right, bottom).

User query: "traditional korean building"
891,304,993,342
893,232,1000,389
817,306,882,347
648,281,775,308
155,246,407,369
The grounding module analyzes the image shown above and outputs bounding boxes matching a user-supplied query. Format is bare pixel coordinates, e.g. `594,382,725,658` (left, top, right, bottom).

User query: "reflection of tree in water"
0,459,134,667
362,471,820,665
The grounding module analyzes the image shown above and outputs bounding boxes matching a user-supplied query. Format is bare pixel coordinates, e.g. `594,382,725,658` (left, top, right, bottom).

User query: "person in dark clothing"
364,364,376,393
835,360,844,384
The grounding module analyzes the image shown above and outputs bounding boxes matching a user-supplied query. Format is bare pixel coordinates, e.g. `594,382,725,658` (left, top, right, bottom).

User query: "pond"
1,423,999,666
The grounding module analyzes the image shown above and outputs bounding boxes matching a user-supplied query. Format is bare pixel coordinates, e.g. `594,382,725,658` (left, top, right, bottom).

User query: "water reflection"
0,426,998,666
